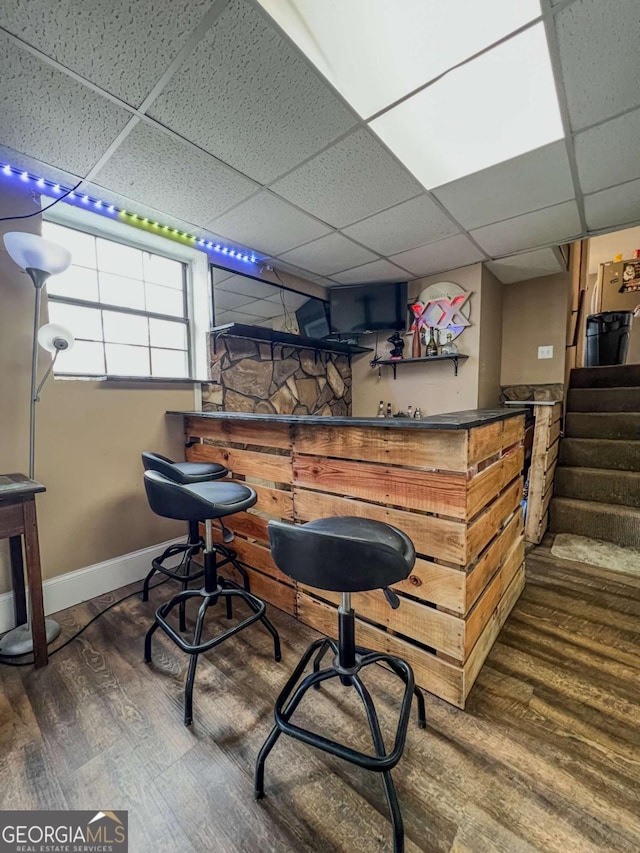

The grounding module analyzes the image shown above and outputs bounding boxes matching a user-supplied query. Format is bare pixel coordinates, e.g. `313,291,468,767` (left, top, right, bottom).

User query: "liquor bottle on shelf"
377,400,385,418
414,406,422,419
411,329,422,358
407,405,413,419
441,332,458,355
386,402,392,418
426,326,438,357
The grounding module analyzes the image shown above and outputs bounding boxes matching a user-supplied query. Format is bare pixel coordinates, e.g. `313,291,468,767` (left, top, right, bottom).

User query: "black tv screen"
295,297,330,338
329,282,408,334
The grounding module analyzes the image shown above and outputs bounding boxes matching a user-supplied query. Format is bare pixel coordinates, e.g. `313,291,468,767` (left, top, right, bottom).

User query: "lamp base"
0,619,61,657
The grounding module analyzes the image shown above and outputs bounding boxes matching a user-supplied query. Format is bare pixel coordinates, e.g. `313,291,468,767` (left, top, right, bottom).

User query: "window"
42,221,191,378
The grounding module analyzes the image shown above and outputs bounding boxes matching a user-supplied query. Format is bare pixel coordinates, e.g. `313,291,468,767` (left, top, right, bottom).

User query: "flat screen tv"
329,282,408,335
295,297,331,338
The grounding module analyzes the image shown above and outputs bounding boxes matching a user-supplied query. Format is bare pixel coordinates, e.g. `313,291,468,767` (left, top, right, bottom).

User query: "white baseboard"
0,536,184,634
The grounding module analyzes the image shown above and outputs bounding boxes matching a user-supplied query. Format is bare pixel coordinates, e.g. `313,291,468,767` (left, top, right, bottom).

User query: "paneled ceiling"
0,0,638,286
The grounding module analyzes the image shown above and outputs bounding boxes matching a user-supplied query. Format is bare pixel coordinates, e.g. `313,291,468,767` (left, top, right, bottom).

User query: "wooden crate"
185,413,526,709
524,402,562,544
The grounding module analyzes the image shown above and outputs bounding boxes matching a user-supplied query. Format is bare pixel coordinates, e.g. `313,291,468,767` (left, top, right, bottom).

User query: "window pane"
102,311,149,345
47,265,99,301
54,340,105,375
47,302,103,340
105,343,150,376
43,221,97,268
99,272,145,310
144,253,183,289
151,348,188,378
149,318,187,350
96,237,143,278
145,283,184,317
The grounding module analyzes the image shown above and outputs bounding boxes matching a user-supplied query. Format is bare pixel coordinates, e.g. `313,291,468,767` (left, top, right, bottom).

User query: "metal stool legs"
255,594,426,853
144,520,281,725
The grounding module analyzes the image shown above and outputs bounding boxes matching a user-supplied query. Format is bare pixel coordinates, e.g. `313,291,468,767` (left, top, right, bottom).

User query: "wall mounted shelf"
210,323,372,363
375,353,469,379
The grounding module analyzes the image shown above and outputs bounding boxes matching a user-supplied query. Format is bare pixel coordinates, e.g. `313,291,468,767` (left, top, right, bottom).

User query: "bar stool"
141,452,249,629
143,470,281,725
255,517,426,853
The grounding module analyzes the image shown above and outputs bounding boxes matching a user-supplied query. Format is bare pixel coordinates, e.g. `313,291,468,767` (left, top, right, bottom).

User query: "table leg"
22,498,47,668
9,536,27,626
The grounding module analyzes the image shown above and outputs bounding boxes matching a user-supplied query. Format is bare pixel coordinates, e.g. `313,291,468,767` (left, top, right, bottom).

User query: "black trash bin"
585,311,633,366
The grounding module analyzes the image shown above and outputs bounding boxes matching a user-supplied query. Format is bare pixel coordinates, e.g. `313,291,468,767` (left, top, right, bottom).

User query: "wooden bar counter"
171,408,526,709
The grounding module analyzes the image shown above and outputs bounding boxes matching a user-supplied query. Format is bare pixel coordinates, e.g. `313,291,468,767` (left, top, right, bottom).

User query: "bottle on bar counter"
377,400,385,418
386,402,392,418
426,326,438,357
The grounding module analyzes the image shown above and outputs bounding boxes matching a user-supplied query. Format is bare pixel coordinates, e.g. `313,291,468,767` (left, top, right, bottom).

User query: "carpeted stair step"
566,386,640,412
550,497,640,548
570,364,640,389
558,438,640,471
564,412,640,440
554,466,640,507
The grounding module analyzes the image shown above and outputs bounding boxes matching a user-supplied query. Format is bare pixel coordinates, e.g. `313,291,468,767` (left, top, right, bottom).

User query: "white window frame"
42,199,211,383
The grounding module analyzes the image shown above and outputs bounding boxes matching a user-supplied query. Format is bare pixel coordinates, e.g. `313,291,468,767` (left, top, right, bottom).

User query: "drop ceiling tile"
209,192,331,256
213,289,253,311
469,201,581,256
330,259,409,285
93,122,259,223
271,129,423,228
236,300,281,319
0,35,130,175
148,0,357,185
215,309,262,325
341,195,459,255
554,0,640,130
0,143,81,188
371,24,563,189
278,232,378,276
485,248,567,284
433,141,575,229
575,108,640,195
389,234,485,277
0,0,212,106
215,274,280,300
584,179,640,231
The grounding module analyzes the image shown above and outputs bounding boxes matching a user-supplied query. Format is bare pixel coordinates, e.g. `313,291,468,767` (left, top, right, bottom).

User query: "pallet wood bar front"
180,408,525,709
525,402,562,544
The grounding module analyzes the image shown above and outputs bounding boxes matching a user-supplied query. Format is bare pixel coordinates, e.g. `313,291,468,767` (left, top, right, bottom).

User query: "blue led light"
20,171,29,181
82,194,89,204
2,164,10,175
37,177,45,188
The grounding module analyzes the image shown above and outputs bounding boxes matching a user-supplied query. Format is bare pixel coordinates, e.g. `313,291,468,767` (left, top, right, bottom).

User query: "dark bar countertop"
167,407,525,431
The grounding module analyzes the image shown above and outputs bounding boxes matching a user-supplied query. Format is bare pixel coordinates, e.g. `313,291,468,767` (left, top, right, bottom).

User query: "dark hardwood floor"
1,538,640,852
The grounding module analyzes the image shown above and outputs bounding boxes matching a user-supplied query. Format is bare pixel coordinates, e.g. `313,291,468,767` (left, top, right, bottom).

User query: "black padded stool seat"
256,517,425,853
142,451,228,484
142,471,281,726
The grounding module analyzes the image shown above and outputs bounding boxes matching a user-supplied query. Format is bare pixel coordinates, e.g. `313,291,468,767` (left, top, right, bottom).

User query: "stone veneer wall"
500,383,564,402
201,334,352,415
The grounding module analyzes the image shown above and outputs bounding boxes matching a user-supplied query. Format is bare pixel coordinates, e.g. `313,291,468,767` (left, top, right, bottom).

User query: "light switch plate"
538,345,554,359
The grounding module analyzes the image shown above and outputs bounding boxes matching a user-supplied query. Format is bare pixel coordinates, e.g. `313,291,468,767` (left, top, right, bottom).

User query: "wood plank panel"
468,422,502,466
0,502,24,538
223,511,270,544
548,419,561,447
229,480,293,519
462,564,525,700
296,593,464,707
465,509,523,614
502,415,525,449
393,557,466,614
187,443,291,483
292,454,467,518
210,529,292,586
299,584,465,660
293,424,468,472
467,448,524,520
464,537,524,657
224,560,296,615
466,479,522,563
293,488,467,565
185,417,292,449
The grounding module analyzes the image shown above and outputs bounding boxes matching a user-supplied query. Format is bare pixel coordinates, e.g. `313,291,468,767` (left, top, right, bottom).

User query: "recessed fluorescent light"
370,23,563,188
257,0,541,118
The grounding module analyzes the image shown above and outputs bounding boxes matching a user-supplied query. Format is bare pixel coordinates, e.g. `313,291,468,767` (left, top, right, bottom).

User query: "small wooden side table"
0,473,48,667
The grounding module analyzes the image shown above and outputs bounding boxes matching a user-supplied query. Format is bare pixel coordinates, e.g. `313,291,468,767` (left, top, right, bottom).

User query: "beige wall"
500,272,570,386
0,185,194,591
478,266,504,408
352,265,483,417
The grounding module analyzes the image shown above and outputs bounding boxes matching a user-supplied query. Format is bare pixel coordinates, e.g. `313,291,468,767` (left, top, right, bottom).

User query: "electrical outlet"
538,345,553,359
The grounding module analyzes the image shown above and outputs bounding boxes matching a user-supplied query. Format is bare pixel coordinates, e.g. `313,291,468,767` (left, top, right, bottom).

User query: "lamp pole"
27,270,49,480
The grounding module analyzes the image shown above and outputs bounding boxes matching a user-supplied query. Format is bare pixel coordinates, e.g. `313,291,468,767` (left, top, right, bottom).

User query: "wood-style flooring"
1,538,639,852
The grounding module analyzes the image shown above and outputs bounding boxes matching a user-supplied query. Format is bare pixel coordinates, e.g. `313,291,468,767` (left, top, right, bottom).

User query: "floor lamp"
2,232,73,655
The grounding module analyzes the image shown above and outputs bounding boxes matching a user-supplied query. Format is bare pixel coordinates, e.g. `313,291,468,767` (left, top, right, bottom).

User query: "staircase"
550,364,640,547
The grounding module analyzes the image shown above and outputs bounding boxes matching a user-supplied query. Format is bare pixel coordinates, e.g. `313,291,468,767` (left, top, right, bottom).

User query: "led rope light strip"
0,162,258,263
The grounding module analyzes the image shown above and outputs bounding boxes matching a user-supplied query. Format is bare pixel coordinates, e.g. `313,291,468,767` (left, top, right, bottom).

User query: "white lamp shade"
4,232,71,275
37,322,74,353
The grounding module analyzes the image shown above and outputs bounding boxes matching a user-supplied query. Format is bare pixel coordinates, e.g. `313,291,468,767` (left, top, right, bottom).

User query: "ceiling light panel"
257,0,541,118
370,24,563,189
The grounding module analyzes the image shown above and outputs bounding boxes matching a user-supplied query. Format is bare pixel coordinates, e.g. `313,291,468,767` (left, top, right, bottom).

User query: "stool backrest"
142,452,178,481
144,470,214,521
267,518,415,593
